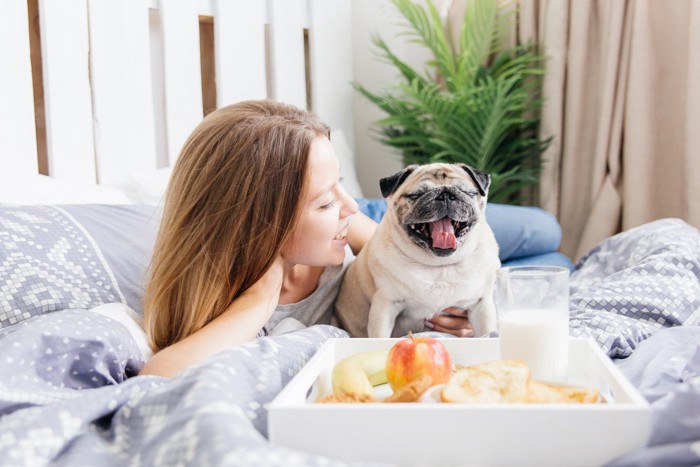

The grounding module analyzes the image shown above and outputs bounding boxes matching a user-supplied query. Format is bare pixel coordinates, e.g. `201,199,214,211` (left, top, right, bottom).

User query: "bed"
2,1,700,466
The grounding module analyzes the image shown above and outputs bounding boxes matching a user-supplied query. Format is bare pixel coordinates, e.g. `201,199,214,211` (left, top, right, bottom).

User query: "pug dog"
334,163,500,338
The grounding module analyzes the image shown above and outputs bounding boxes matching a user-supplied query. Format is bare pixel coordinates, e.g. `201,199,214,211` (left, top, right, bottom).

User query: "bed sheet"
1,310,698,466
569,218,700,358
0,308,360,466
608,326,700,466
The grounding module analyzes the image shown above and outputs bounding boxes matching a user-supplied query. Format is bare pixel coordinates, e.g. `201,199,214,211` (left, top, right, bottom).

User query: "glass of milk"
495,266,570,382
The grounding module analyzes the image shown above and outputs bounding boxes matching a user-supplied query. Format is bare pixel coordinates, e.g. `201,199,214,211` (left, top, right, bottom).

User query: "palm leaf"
392,0,456,84
356,0,550,204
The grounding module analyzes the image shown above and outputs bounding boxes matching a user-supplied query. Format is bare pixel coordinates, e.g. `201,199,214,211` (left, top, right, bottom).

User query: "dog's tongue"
430,218,456,249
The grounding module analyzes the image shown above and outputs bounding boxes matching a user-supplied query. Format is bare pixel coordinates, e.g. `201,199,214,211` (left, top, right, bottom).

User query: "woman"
140,100,471,377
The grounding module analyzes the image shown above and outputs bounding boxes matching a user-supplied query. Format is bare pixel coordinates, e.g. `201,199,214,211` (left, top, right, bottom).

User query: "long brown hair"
144,100,330,352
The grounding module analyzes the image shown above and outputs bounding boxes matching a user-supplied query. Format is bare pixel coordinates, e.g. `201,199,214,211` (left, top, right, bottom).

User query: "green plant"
355,0,550,204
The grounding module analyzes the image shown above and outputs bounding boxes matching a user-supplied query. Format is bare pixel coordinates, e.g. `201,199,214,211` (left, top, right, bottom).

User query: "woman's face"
282,136,359,266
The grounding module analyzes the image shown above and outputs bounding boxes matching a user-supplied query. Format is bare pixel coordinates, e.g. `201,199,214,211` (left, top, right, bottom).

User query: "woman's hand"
243,254,290,303
425,307,473,337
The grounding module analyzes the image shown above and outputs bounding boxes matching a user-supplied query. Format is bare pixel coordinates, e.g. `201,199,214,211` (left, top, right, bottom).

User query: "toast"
526,380,601,404
441,359,530,403
441,359,600,404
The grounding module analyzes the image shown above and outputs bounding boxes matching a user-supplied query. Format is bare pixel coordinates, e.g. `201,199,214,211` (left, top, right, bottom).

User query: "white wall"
351,0,433,197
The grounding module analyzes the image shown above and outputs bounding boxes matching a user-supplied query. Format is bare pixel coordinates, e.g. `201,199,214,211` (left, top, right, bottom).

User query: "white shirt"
260,245,355,336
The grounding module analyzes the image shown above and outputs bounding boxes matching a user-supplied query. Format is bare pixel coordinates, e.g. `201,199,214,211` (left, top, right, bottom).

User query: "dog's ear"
458,164,491,197
379,165,418,198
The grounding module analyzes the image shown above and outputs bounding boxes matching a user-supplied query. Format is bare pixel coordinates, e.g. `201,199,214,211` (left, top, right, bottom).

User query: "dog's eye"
405,193,422,201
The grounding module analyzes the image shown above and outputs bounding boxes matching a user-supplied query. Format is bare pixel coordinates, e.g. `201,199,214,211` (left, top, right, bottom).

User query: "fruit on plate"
332,349,389,398
386,334,452,392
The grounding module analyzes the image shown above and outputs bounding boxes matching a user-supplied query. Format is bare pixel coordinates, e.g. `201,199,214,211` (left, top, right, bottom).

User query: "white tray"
268,337,650,467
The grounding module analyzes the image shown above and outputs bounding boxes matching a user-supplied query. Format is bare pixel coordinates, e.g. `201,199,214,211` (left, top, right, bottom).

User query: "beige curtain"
521,0,700,260
448,0,700,261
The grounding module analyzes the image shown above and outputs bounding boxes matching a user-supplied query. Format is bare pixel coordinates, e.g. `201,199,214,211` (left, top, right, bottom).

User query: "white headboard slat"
214,0,267,107
268,0,307,110
88,0,157,188
308,0,355,148
2,0,358,197
0,0,38,176
38,0,96,183
159,0,204,166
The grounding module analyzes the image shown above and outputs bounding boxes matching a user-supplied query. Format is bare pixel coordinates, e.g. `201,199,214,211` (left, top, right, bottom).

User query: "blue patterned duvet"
0,217,698,466
570,218,700,358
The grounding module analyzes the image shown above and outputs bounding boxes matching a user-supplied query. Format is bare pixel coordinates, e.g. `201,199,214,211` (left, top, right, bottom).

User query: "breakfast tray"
268,337,650,467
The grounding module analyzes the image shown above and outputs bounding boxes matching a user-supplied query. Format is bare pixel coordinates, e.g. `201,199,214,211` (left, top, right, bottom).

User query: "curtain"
522,0,700,260
447,0,700,261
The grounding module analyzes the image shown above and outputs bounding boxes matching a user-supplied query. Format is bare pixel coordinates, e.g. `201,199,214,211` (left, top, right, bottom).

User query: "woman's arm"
139,257,287,378
347,211,378,255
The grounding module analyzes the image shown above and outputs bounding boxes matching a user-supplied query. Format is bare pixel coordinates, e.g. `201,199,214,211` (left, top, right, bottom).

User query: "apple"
386,334,453,392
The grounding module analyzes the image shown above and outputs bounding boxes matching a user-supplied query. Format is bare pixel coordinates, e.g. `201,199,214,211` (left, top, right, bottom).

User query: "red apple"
386,334,453,392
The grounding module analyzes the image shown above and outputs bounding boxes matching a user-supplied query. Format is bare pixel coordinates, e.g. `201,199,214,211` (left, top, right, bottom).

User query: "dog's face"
380,163,490,258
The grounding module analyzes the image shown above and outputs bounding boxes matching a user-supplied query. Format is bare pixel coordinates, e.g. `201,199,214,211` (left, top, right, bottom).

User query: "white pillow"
0,174,132,205
127,167,172,205
331,129,364,198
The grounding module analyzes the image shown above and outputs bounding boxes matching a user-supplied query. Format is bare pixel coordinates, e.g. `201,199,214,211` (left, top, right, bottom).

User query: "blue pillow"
356,198,570,264
0,204,158,330
62,204,159,314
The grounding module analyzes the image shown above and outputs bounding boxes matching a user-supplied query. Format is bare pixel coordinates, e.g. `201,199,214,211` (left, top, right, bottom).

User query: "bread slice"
526,380,601,404
441,359,531,403
441,359,600,404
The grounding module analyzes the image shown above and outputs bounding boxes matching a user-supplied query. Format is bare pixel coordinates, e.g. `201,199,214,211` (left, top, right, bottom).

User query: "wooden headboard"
0,0,353,191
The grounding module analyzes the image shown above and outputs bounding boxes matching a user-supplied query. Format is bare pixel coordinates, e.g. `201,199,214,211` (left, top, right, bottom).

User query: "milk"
499,308,569,382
